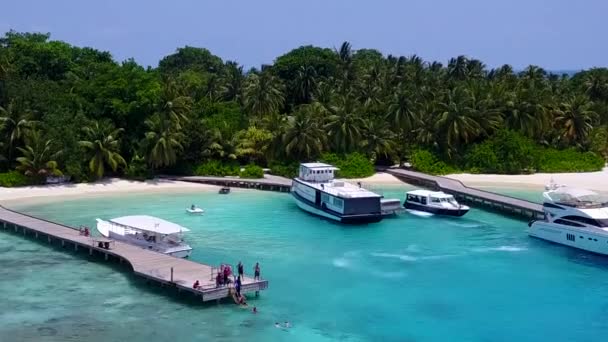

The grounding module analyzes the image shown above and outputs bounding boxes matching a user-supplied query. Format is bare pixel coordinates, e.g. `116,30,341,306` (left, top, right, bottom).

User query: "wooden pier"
385,168,544,220
172,175,292,192
0,205,268,302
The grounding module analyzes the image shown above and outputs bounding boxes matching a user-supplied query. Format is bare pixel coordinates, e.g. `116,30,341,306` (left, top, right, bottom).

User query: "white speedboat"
96,215,193,258
186,206,204,214
404,190,469,217
528,181,608,255
291,163,386,223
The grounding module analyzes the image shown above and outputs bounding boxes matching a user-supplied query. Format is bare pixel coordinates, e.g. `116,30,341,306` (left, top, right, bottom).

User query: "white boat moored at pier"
96,215,192,258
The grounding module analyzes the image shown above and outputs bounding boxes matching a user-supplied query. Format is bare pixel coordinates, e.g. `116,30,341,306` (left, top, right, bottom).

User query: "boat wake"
370,252,461,262
332,257,351,268
471,246,528,253
406,209,434,217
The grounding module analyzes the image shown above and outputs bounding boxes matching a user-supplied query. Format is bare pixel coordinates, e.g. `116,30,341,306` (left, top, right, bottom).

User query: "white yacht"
291,163,384,223
96,215,193,258
404,190,470,217
528,181,608,255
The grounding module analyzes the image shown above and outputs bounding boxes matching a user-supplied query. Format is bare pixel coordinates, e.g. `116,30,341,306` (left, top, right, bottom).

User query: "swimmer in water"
274,322,280,328
252,306,257,314
284,321,291,328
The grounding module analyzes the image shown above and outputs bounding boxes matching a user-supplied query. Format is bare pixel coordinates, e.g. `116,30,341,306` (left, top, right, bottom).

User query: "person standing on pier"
237,261,244,280
254,262,260,280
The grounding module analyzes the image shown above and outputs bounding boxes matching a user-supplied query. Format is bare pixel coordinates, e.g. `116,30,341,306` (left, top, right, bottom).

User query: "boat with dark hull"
291,163,384,223
404,190,469,217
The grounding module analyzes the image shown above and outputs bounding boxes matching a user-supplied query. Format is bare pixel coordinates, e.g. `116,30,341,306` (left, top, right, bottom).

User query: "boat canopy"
544,187,608,208
407,190,454,198
108,215,190,234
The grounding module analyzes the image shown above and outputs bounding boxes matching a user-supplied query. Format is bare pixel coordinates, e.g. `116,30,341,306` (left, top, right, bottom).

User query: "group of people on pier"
191,261,261,302
78,226,90,237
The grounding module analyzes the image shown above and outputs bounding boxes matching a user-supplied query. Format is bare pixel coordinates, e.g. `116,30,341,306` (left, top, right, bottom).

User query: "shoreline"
2,168,607,207
0,178,222,207
345,168,608,192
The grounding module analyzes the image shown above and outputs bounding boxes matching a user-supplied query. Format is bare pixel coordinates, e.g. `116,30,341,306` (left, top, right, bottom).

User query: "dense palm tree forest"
0,31,607,185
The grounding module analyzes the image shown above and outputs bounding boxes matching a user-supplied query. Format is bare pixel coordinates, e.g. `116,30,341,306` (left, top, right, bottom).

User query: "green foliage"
269,162,299,178
194,160,240,177
0,171,33,187
590,126,608,160
465,130,605,174
240,164,264,178
465,130,537,174
320,152,375,178
124,154,152,181
2,30,608,185
537,149,605,173
410,150,456,175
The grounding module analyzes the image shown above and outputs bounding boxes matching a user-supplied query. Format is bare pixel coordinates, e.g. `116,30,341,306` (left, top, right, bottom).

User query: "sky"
0,0,606,70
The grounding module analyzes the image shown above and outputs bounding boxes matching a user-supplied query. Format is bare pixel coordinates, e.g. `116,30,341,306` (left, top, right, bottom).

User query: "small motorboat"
404,190,469,217
219,187,230,194
186,206,204,214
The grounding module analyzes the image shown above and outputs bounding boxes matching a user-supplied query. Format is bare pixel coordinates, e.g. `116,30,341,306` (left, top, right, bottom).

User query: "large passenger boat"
528,180,608,255
291,163,384,223
96,215,193,258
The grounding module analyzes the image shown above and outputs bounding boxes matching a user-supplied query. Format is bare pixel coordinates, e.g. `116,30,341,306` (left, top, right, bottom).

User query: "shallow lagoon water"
3,186,608,341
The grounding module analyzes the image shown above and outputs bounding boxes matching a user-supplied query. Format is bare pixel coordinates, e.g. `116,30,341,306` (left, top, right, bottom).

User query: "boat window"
562,215,606,227
554,219,585,228
333,197,344,208
421,197,427,205
407,194,420,203
431,197,440,203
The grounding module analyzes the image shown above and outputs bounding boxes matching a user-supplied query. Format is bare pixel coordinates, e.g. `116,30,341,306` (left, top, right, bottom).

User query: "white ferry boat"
404,190,470,217
96,215,193,258
528,181,608,255
291,163,384,223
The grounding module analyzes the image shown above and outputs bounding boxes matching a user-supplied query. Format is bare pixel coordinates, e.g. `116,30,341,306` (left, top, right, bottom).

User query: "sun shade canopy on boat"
545,187,608,208
108,215,190,234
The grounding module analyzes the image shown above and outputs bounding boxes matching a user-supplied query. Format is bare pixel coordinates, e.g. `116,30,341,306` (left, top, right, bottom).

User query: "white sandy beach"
346,168,608,192
0,178,219,206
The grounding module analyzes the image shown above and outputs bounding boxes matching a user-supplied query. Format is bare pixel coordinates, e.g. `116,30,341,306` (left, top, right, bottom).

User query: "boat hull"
404,201,469,217
529,220,608,255
292,192,383,224
186,208,204,214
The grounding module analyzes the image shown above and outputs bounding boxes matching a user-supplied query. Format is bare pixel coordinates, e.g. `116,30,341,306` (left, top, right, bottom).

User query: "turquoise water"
3,187,608,341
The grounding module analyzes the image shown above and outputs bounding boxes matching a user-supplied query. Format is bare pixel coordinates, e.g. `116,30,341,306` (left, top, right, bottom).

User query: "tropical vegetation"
0,31,607,186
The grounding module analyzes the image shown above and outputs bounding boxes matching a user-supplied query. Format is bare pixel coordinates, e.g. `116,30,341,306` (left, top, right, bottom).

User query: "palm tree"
584,72,608,102
244,71,285,118
361,119,395,162
143,114,184,169
222,61,245,104
159,79,192,129
387,86,418,131
78,120,127,179
324,94,365,152
16,130,62,178
293,65,318,104
435,88,481,156
0,100,37,165
234,126,273,164
335,41,355,94
283,108,326,160
447,55,469,80
554,95,598,146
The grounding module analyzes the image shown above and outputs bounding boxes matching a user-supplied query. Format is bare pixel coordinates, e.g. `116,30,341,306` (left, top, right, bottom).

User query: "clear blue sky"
1,0,606,70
